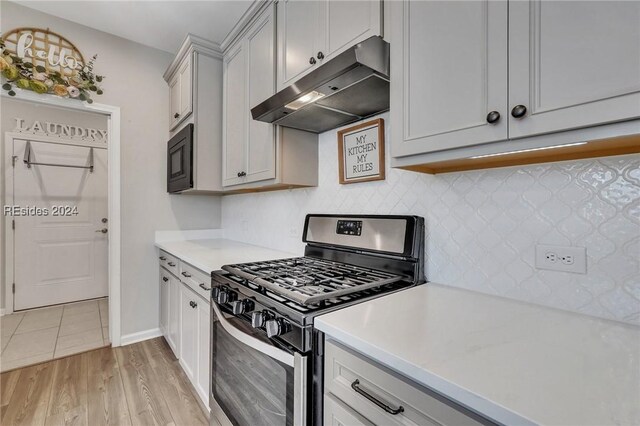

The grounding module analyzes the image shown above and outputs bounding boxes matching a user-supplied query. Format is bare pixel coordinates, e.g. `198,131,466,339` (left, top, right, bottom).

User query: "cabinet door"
167,274,180,357
169,75,180,130
222,42,247,187
320,0,381,62
277,0,320,90
195,300,211,405
508,1,640,138
246,5,276,183
179,283,198,381
178,55,193,120
325,393,375,426
160,269,169,337
390,0,508,157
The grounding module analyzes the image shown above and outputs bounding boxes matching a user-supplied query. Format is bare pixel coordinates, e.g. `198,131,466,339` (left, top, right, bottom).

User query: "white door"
169,74,181,130
390,0,508,157
179,283,198,381
321,0,381,63
246,5,276,184
167,273,180,357
277,0,320,90
160,268,170,336
12,138,108,311
195,299,210,405
222,41,248,187
508,0,640,138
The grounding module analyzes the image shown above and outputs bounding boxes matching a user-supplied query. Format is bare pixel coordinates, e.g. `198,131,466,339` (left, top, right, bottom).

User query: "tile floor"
0,298,109,372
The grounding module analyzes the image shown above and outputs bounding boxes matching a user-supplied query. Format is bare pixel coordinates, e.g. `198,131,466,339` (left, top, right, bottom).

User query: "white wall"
222,112,640,326
1,3,222,335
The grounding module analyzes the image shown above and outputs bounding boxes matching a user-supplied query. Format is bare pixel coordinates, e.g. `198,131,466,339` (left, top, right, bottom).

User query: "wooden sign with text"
338,118,385,184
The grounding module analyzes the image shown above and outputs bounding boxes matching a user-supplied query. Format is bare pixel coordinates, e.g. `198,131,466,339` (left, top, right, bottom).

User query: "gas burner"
223,257,404,306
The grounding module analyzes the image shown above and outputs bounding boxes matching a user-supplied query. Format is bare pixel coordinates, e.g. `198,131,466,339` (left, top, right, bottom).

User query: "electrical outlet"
535,244,586,273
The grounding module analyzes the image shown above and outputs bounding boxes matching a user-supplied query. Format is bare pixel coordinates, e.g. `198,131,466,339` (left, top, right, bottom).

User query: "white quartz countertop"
155,238,298,273
315,283,640,426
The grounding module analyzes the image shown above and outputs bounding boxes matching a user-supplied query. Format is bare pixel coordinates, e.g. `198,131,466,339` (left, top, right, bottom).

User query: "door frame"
2,90,122,347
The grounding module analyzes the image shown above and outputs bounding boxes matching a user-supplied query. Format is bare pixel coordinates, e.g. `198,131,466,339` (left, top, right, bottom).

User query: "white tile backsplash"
222,114,640,325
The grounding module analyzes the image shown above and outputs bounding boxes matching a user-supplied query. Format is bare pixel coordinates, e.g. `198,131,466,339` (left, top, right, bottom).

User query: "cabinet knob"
511,105,527,118
174,112,180,119
162,277,168,282
486,111,501,124
189,301,197,309
317,51,324,60
237,171,246,177
309,57,316,65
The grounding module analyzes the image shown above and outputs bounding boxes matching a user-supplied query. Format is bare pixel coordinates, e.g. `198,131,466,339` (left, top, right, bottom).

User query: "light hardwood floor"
0,337,208,426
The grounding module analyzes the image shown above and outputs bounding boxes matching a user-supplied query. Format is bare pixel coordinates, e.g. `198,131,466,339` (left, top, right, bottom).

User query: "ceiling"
13,0,254,54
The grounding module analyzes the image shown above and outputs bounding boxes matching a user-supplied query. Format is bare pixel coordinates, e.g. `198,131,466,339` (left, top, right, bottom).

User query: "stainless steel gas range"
209,214,425,426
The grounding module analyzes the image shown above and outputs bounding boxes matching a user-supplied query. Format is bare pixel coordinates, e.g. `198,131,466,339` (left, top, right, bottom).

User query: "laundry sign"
13,117,108,142
337,118,385,184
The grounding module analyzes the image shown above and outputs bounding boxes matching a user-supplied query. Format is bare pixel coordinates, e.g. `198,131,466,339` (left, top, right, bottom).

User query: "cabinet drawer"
325,393,375,426
179,261,212,302
159,250,180,276
325,340,484,426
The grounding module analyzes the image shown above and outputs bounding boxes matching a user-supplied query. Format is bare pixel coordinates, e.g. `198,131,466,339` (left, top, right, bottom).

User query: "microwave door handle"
211,301,295,368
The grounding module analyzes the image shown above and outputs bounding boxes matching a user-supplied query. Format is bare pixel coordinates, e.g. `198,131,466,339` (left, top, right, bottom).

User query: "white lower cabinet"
324,340,483,426
167,272,181,358
179,283,199,380
159,270,170,336
195,299,211,404
159,251,210,410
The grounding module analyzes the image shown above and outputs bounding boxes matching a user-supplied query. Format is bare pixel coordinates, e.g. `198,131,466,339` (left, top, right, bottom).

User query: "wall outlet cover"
535,244,587,274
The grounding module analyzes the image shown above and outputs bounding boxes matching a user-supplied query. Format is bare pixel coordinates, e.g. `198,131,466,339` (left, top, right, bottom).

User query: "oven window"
170,147,183,177
212,313,294,426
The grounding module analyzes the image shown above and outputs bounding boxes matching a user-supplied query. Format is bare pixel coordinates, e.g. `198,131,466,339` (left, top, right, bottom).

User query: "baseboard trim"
120,328,163,346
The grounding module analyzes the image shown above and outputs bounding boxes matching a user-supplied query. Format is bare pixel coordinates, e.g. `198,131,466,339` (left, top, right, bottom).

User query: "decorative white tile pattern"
221,114,640,325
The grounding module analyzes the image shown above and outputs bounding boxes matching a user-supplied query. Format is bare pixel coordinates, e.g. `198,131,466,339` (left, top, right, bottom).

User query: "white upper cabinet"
390,0,508,157
277,0,382,90
508,0,640,138
223,4,277,187
321,0,381,62
169,53,193,130
277,0,320,90
246,9,277,183
222,42,248,187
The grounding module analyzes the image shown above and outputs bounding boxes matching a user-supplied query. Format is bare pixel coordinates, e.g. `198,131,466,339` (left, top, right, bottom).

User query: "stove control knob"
266,318,291,338
251,311,268,328
231,299,254,315
211,287,220,299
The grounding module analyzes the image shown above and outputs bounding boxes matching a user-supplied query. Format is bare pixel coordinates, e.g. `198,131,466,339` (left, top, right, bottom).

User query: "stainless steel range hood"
251,36,390,134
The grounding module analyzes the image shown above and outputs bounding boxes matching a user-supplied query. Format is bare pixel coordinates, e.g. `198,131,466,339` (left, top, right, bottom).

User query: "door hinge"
12,283,15,294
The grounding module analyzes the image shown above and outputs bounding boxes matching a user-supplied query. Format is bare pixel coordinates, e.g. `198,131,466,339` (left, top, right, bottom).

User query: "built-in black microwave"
167,123,193,193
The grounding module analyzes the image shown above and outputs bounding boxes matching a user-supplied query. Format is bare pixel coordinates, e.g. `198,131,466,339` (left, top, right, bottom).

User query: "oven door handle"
211,301,295,367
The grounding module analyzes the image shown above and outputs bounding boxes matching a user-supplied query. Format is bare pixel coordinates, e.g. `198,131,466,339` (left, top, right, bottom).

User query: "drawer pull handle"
181,271,192,278
168,262,176,267
351,379,404,415
199,283,212,291
159,256,167,260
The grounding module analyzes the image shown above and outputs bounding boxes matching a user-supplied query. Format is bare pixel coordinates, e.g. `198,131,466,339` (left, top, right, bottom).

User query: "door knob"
486,111,500,124
95,228,108,234
511,105,527,118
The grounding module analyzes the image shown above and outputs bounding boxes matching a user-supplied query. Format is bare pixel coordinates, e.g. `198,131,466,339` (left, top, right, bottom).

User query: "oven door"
167,123,193,193
210,301,308,426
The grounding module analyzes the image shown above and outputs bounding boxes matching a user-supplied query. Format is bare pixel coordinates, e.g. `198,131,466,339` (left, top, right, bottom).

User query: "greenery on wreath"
0,39,105,103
